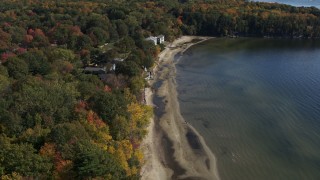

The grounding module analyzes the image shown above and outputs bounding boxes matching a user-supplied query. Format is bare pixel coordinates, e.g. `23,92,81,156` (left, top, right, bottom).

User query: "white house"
145,36,158,45
157,35,165,44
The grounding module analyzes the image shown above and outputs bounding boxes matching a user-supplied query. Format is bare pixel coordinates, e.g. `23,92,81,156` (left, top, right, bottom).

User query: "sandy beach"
140,36,220,180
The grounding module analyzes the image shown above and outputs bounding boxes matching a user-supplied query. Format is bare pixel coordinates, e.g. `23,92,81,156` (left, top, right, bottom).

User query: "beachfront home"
83,67,106,75
145,36,158,45
157,35,165,44
114,58,124,62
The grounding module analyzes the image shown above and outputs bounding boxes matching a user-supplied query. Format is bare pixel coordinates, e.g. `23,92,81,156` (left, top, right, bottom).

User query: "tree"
0,136,53,178
127,49,147,67
142,55,155,69
88,27,110,46
0,66,9,93
17,125,51,150
114,20,128,37
108,8,126,20
73,140,125,179
102,49,119,63
0,29,11,50
0,75,10,93
31,33,50,47
115,61,141,77
108,26,119,41
111,115,130,140
77,74,104,100
47,48,76,63
127,102,152,141
5,57,28,79
129,76,145,95
1,52,16,64
50,24,70,45
12,76,79,126
20,50,50,76
6,26,26,44
24,34,34,45
1,172,23,180
85,14,110,31
115,36,135,53
89,91,127,122
76,35,93,50
0,65,8,77
51,60,74,74
51,122,90,159
101,74,128,90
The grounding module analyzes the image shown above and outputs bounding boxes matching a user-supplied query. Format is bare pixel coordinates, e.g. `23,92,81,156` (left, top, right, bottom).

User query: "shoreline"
140,36,220,180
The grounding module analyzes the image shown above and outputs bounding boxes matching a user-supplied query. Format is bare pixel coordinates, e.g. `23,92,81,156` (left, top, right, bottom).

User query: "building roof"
84,67,106,72
146,36,157,41
114,58,124,62
157,35,164,38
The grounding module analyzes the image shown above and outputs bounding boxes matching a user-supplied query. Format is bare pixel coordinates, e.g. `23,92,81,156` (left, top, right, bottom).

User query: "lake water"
253,0,320,7
176,38,320,180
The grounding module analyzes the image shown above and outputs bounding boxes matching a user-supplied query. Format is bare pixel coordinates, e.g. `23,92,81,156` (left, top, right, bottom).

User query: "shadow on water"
186,130,202,150
185,129,211,171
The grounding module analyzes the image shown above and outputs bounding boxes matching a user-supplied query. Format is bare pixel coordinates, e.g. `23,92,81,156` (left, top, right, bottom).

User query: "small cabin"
114,58,124,62
83,67,106,75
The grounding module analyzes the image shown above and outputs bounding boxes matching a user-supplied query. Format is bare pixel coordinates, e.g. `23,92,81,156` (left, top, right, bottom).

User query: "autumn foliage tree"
0,28,11,50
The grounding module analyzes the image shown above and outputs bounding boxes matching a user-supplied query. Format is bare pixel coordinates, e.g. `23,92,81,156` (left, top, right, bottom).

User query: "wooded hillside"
1,0,320,179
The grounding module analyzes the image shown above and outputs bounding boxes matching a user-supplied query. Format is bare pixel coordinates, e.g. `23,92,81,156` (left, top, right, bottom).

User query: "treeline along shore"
1,0,320,179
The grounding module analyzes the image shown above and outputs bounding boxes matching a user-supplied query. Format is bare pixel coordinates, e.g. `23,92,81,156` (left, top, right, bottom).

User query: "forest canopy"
1,0,320,179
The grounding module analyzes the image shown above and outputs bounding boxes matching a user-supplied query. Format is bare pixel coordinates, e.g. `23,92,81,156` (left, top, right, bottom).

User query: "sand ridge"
140,36,220,180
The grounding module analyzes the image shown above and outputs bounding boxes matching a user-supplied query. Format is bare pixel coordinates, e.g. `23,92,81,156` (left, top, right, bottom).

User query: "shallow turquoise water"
176,38,320,180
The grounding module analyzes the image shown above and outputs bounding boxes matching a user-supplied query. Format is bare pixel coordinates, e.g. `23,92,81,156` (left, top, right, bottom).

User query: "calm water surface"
176,38,320,180
253,0,320,7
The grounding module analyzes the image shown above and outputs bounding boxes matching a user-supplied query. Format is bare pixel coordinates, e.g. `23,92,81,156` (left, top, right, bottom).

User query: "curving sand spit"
140,36,220,180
